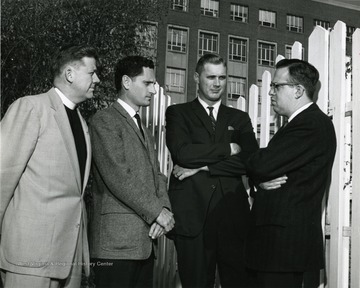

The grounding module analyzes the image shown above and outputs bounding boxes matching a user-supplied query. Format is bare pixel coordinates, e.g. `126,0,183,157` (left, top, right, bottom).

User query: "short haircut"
114,56,155,92
276,59,319,100
195,53,227,75
51,44,98,79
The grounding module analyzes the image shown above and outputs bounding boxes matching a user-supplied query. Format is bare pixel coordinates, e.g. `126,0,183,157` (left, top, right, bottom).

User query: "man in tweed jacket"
89,56,174,288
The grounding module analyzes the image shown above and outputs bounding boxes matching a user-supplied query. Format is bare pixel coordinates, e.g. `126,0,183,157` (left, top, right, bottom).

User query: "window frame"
286,14,304,33
166,67,186,93
171,0,188,12
200,0,219,17
198,30,219,56
228,36,248,63
259,9,276,28
258,40,277,67
230,3,248,23
227,75,247,100
167,25,188,53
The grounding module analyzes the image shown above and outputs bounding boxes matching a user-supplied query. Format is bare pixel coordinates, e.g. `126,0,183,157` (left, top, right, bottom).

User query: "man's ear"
295,85,305,99
194,72,199,84
64,66,74,83
122,75,132,90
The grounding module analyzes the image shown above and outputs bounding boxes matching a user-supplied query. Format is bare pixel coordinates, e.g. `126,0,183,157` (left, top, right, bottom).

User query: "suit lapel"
49,88,82,193
270,103,318,144
113,102,148,148
78,110,91,194
113,102,158,187
144,128,159,189
191,99,214,136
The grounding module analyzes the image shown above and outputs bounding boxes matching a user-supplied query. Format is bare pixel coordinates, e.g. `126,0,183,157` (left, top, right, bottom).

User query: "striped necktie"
207,106,216,131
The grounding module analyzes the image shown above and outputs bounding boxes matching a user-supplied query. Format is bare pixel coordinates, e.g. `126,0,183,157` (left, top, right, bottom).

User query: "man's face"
195,63,227,106
72,57,100,103
126,67,156,111
269,67,297,117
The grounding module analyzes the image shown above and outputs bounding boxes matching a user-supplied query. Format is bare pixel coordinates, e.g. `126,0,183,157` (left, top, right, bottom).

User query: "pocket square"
228,126,235,130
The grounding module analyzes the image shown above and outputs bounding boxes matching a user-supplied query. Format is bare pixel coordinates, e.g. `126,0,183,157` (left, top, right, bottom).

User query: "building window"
201,0,219,17
167,26,188,53
229,37,247,62
314,19,331,30
166,67,186,93
287,15,303,33
285,45,292,59
228,76,246,100
230,4,248,23
259,10,276,28
199,31,219,56
346,26,356,42
258,41,276,66
171,0,188,12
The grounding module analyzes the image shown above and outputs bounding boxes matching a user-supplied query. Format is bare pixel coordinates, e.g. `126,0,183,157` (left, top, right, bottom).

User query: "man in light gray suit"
89,55,174,288
0,45,100,288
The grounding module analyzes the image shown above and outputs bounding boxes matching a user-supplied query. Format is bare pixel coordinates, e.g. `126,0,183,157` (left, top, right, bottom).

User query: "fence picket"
291,41,303,60
328,20,347,288
308,26,329,114
259,71,271,147
351,28,360,288
248,84,259,137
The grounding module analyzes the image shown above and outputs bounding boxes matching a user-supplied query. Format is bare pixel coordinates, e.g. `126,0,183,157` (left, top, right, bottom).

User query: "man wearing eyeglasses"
245,59,336,288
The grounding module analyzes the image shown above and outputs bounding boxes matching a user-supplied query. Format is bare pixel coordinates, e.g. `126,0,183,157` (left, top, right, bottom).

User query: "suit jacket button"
211,185,216,189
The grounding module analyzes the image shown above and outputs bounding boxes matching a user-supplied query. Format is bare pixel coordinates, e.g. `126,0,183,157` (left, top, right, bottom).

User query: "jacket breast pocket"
3,210,54,267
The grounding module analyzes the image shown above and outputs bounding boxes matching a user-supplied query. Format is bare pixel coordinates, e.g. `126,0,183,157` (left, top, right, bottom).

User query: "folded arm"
166,106,233,168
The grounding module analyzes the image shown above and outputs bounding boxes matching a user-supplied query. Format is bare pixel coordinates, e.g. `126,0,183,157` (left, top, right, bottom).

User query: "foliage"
1,0,168,119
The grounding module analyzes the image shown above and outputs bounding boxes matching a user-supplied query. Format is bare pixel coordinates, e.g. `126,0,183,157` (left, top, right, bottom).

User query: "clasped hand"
149,208,175,239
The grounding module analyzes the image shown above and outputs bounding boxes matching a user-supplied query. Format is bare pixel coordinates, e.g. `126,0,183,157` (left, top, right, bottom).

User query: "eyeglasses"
270,82,299,90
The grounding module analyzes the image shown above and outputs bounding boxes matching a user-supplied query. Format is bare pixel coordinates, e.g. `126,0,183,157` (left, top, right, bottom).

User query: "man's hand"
173,165,207,181
230,143,241,155
259,175,288,190
156,208,175,232
149,223,165,239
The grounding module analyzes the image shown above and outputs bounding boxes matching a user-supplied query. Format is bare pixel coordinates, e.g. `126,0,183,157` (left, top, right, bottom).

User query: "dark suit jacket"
165,99,258,238
89,101,171,260
245,103,336,272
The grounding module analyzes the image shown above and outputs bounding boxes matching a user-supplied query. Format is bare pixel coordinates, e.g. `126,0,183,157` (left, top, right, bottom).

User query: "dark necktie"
65,106,87,188
207,106,216,131
134,113,145,139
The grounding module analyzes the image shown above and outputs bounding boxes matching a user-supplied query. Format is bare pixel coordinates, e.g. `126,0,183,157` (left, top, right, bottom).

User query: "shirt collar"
54,88,77,110
288,102,313,122
117,98,137,118
197,97,221,119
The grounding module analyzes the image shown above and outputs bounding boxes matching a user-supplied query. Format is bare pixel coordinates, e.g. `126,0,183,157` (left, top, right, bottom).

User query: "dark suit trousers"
92,255,154,288
249,271,304,288
174,187,250,288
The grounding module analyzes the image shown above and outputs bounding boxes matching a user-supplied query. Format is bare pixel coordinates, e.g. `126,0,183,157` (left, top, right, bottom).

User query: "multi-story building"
149,0,360,106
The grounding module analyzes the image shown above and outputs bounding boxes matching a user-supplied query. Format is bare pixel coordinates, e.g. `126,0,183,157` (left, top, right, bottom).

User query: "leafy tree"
1,0,168,119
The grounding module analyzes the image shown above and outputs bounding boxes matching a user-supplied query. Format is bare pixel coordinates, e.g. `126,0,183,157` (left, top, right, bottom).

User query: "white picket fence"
143,21,360,288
